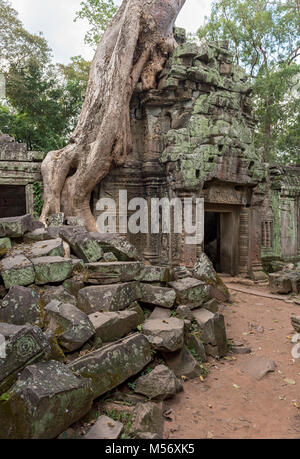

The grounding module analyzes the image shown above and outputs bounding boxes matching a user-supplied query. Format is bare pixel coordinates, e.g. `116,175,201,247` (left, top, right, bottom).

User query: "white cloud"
10,0,213,64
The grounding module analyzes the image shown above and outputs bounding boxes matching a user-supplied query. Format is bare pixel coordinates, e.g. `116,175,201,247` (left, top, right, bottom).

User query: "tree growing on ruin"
40,0,186,230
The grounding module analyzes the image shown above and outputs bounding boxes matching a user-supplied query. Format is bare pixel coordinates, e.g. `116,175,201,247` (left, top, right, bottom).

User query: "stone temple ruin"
0,30,299,439
1,29,299,277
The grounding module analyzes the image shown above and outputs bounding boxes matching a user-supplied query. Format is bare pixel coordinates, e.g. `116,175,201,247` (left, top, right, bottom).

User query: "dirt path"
164,282,300,439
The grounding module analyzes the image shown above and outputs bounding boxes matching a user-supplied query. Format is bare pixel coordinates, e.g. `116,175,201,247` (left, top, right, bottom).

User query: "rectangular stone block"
89,308,143,343
12,238,65,259
32,256,74,285
0,361,93,439
192,309,227,358
68,333,152,399
78,282,141,314
0,323,49,393
0,255,35,288
169,277,211,307
0,215,35,238
269,273,292,294
139,266,172,283
85,261,143,284
140,284,176,308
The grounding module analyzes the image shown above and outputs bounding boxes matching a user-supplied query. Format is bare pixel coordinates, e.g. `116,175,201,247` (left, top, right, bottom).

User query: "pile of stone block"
269,265,300,295
0,214,228,439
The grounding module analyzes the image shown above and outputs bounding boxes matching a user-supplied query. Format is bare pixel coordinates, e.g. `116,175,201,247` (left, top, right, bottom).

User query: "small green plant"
127,382,136,391
137,325,142,332
0,393,10,402
33,181,44,218
171,310,177,318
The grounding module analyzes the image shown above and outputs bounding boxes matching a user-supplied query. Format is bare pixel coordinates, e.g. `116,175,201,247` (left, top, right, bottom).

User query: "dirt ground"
164,280,300,439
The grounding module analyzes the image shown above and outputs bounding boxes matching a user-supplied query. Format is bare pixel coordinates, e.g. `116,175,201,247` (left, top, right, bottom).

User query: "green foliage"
0,2,91,152
198,0,300,163
75,0,118,48
33,181,44,218
0,392,10,402
127,381,136,391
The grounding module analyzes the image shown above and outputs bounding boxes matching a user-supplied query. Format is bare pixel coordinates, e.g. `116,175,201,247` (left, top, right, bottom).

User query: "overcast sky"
10,0,213,63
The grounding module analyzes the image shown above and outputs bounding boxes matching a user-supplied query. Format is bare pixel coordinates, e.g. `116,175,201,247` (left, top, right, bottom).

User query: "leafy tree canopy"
75,0,118,48
198,0,300,164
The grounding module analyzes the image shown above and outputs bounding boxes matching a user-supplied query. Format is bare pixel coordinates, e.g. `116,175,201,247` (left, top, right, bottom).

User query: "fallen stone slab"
60,231,103,263
14,238,65,259
89,308,143,343
140,284,176,309
185,333,207,362
149,307,172,320
85,261,143,284
163,347,205,379
32,256,74,285
40,285,77,307
136,432,160,439
0,323,49,393
90,232,142,262
44,300,95,352
192,309,227,358
0,360,93,439
134,365,182,401
0,214,39,238
269,273,292,294
142,318,184,352
130,402,163,438
0,255,35,288
23,228,57,242
140,266,172,283
0,286,40,326
285,272,300,294
84,415,123,440
169,277,211,307
78,282,141,314
68,333,152,399
240,357,276,380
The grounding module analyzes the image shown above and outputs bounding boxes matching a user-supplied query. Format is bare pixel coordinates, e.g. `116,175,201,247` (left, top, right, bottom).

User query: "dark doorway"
204,212,221,271
0,185,26,218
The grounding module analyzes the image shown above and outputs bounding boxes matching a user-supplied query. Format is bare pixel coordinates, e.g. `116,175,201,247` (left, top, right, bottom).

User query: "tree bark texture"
40,0,186,230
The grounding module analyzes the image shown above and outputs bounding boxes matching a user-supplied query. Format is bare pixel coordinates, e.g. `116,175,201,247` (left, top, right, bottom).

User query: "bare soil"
164,280,300,439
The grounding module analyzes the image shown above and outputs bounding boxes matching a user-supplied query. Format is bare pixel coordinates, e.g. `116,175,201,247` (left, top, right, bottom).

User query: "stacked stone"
138,28,265,189
0,213,229,439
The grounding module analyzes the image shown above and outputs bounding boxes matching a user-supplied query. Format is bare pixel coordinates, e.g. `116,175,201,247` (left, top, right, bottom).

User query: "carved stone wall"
0,135,44,217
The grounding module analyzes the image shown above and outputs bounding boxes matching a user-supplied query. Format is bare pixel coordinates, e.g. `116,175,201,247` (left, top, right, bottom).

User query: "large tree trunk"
40,0,186,231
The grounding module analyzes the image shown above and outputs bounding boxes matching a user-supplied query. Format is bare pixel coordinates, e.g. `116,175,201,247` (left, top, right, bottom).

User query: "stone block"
0,215,36,238
85,261,143,284
44,300,95,352
32,257,74,285
78,282,141,314
0,255,35,288
0,286,40,326
130,402,163,438
134,365,182,401
0,323,49,392
163,346,204,379
192,309,227,358
142,318,184,352
169,277,211,307
269,273,292,294
0,361,93,439
140,284,176,309
139,266,172,283
85,415,123,440
89,308,143,343
68,333,152,399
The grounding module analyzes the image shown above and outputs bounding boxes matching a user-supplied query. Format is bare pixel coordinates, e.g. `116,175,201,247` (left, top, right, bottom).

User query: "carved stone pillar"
249,192,268,280
239,206,250,276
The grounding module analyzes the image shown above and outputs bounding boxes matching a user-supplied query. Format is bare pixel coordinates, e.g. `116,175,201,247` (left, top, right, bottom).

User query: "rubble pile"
0,214,229,439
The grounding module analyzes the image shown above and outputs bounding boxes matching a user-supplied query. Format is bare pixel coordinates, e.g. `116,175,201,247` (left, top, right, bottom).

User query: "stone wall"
0,135,44,217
